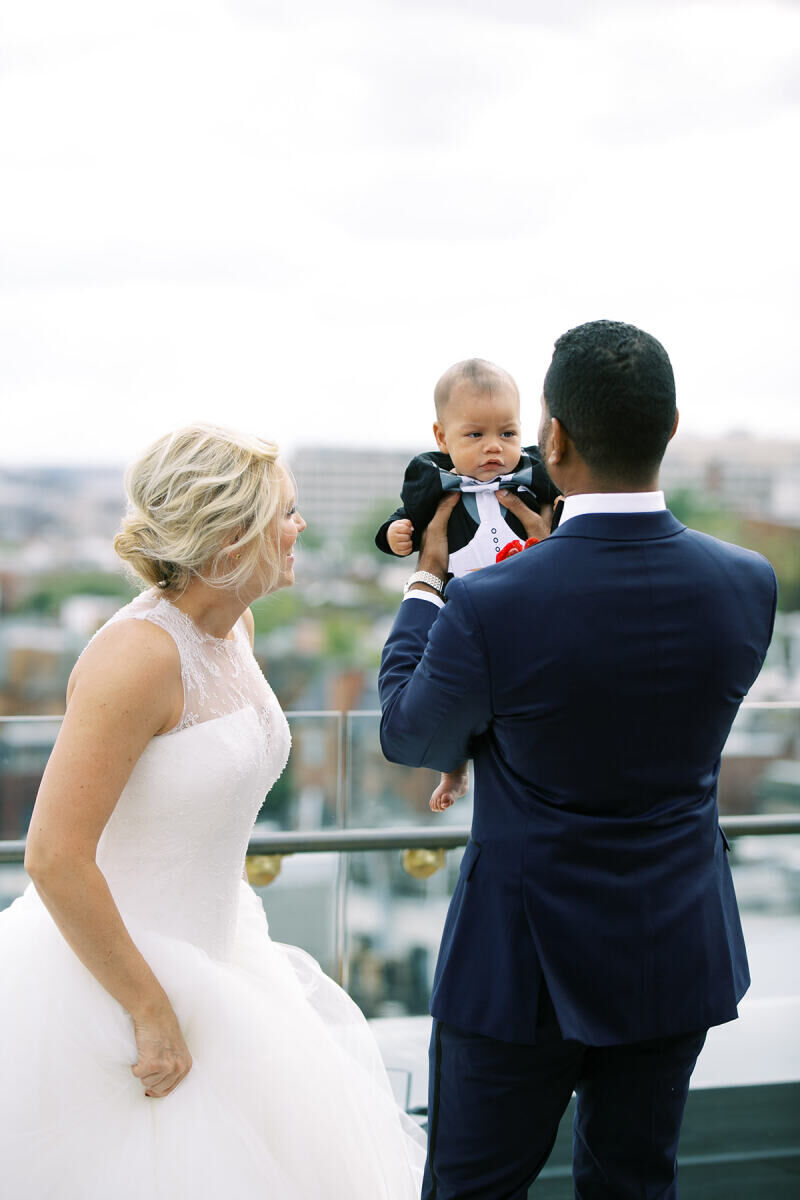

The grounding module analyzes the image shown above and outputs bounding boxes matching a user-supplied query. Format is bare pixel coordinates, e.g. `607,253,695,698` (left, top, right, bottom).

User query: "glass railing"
2,703,799,1010
2,705,798,1187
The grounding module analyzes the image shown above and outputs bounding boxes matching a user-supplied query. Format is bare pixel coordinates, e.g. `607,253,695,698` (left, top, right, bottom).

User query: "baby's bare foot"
430,765,469,811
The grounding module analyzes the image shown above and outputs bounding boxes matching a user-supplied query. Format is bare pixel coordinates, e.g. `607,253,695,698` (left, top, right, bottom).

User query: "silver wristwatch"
403,570,446,596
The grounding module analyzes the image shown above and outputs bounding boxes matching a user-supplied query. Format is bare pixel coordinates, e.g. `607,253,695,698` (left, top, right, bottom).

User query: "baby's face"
433,380,522,481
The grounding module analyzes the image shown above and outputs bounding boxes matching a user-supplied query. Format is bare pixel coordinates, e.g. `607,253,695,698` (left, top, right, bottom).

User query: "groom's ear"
548,417,568,466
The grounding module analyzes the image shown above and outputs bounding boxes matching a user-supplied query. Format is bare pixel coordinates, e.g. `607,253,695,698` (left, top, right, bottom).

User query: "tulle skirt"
0,882,425,1199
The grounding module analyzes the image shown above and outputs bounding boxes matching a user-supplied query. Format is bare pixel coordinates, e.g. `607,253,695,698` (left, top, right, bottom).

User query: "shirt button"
491,528,497,533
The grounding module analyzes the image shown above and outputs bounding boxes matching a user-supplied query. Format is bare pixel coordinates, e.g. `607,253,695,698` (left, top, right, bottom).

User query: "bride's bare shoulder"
66,615,182,707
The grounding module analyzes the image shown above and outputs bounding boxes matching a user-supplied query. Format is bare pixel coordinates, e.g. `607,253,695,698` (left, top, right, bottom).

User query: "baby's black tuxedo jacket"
375,446,559,561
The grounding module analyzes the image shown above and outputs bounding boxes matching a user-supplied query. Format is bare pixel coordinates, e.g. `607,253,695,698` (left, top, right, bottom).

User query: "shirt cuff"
402,590,445,609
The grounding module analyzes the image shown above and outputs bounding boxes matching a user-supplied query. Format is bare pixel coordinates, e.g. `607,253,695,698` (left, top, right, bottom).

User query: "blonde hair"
433,358,519,420
113,423,286,595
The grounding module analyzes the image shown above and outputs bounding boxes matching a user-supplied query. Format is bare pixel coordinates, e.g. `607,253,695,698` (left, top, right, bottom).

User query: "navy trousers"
422,985,707,1199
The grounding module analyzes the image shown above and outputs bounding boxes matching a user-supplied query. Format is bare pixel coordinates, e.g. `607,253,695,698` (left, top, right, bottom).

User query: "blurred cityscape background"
3,2,799,1186
1,432,799,1030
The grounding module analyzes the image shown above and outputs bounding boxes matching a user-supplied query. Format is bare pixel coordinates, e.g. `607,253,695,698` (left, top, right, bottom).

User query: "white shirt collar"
558,491,666,525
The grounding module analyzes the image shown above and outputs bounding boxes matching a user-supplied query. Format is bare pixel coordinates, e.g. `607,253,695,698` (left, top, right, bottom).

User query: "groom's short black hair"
543,320,677,483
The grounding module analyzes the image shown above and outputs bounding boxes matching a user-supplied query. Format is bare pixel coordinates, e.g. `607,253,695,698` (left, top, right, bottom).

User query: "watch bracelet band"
404,570,445,596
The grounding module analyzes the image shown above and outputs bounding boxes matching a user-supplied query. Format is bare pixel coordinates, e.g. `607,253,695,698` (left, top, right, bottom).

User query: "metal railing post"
334,710,348,989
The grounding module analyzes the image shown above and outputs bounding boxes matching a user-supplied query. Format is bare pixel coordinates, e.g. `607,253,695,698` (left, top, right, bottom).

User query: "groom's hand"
496,490,553,541
412,492,459,593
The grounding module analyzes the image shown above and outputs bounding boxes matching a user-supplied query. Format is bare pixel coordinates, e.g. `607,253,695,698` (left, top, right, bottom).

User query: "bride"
0,424,425,1198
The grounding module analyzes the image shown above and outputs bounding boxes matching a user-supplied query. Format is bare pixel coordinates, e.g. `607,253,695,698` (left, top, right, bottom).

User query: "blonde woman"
0,424,424,1199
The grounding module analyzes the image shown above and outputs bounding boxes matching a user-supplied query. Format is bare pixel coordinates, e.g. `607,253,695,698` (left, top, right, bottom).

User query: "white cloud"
1,0,798,462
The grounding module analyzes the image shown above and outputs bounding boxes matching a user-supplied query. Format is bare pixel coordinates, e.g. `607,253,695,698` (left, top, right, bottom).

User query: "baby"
376,358,559,810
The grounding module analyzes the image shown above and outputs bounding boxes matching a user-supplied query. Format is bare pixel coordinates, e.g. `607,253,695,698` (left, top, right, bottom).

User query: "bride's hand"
131,1006,193,1098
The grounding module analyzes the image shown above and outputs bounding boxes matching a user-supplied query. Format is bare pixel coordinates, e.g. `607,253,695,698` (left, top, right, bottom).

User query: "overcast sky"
2,0,798,465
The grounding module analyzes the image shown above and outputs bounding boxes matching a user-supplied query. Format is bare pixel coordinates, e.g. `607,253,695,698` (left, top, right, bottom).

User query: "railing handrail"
2,813,800,866
0,710,345,724
1,700,800,726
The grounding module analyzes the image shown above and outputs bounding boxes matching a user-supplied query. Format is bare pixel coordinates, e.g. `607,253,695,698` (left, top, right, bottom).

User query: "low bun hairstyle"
113,423,286,596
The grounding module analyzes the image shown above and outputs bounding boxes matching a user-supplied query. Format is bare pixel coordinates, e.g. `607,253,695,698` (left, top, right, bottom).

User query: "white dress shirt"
557,491,666,524
402,589,445,609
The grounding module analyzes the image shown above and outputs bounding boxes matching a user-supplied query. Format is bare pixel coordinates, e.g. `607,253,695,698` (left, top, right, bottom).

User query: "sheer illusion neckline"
156,594,239,647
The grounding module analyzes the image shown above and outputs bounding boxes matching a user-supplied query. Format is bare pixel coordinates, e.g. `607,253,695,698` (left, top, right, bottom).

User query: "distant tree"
250,589,302,635
324,614,362,661
737,523,800,611
666,488,799,610
346,496,404,562
665,489,741,542
20,571,135,616
296,524,323,551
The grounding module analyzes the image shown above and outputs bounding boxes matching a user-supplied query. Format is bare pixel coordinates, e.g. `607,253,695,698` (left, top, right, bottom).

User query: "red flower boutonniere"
495,537,540,563
496,539,522,561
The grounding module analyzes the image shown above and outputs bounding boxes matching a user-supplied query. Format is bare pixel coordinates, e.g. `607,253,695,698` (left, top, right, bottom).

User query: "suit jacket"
375,446,560,564
378,511,777,1046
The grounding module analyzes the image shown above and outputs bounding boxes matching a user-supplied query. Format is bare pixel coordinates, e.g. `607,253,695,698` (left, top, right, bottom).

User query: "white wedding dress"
0,591,425,1199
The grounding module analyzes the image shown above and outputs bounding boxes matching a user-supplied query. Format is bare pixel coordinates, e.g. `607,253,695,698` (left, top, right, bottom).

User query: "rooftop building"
661,433,800,521
288,436,800,548
287,446,417,542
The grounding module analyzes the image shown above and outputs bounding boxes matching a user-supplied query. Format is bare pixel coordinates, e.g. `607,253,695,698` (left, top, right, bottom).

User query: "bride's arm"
24,619,192,1099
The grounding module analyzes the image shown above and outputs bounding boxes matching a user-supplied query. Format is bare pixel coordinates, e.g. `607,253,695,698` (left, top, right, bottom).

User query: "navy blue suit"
379,510,777,1197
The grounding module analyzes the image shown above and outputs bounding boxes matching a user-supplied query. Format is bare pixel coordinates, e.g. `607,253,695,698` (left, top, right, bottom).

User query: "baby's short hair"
433,358,519,420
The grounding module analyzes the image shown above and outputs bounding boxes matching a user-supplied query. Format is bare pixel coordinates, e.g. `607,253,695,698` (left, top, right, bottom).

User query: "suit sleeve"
767,564,779,644
378,580,492,772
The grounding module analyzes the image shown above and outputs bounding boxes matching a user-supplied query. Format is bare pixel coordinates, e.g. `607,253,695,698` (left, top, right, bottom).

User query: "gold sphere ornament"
402,847,446,880
246,854,284,886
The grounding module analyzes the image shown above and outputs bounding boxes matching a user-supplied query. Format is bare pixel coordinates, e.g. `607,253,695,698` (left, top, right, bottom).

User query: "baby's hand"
430,764,469,812
388,518,414,556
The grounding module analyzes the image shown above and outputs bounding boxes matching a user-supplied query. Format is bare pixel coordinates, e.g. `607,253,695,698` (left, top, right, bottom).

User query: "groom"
379,320,777,1199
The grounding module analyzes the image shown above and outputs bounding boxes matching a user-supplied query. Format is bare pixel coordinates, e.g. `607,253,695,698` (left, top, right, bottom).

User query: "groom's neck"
557,461,662,498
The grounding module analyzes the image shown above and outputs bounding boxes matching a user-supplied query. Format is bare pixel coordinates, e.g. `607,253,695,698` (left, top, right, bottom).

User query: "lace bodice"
91,591,291,959
105,591,275,736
